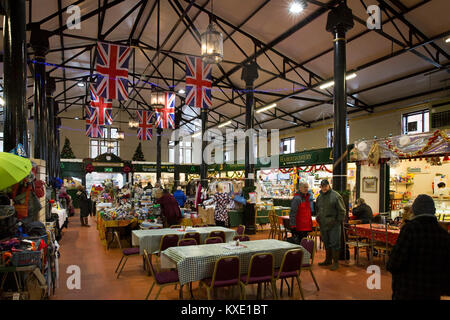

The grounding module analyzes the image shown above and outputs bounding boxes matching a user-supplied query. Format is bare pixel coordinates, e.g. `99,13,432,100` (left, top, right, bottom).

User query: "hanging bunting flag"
185,55,212,109
85,104,103,138
155,92,175,129
137,110,153,141
95,42,131,100
89,84,113,126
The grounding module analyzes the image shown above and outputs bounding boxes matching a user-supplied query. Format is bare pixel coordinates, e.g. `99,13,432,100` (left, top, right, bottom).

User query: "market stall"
354,129,450,220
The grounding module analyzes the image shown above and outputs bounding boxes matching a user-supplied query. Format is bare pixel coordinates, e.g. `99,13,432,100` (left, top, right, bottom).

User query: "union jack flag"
185,56,212,109
155,92,175,129
95,42,131,101
85,105,103,138
89,84,113,126
137,110,153,141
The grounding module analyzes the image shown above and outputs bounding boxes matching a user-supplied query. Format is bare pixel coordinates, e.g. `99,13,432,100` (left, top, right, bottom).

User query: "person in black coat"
76,186,91,227
351,198,373,223
387,194,450,300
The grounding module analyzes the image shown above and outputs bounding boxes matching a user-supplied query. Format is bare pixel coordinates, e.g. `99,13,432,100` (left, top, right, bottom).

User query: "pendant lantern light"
201,0,223,64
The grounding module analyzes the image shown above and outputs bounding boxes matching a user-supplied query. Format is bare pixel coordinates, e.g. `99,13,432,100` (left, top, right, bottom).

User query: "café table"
160,239,311,287
354,224,400,246
132,226,236,255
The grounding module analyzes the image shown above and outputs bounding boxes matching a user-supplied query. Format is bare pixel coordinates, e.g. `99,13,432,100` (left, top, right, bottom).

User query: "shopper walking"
387,194,450,300
76,186,91,227
156,189,182,227
351,198,373,223
289,182,315,244
213,185,232,227
316,180,346,271
173,186,187,208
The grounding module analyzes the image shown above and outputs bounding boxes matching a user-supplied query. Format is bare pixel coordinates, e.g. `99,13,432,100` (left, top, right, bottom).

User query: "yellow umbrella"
0,152,32,191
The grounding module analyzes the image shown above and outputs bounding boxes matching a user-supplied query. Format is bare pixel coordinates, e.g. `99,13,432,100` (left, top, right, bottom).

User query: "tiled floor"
51,213,393,300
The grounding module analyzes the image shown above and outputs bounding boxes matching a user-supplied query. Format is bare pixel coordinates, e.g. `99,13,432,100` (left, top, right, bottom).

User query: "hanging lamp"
201,0,223,64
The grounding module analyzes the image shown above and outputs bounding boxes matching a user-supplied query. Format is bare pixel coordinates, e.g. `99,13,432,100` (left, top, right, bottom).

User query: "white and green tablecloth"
161,239,310,286
132,227,236,255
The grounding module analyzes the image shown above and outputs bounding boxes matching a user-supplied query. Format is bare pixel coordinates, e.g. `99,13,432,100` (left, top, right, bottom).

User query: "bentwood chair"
200,256,242,300
267,211,277,239
300,238,320,291
114,231,140,279
170,225,182,229
233,235,250,242
343,222,372,266
274,249,305,300
208,231,226,243
143,249,182,300
240,253,277,300
177,238,197,246
236,225,246,236
183,232,201,245
205,236,223,244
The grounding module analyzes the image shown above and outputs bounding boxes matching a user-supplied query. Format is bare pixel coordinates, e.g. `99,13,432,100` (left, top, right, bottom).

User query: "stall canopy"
354,129,450,163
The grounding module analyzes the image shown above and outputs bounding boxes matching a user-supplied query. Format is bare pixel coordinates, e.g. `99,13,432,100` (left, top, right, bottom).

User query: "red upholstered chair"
205,236,223,244
240,253,277,300
143,249,181,300
183,232,201,245
178,238,197,246
233,235,250,242
200,256,242,300
300,238,320,291
208,231,226,243
114,231,140,279
236,225,246,236
274,249,305,299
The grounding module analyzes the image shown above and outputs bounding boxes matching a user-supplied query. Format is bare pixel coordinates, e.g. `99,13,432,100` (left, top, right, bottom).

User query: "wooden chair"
370,222,392,268
183,232,201,245
343,222,372,266
307,225,322,250
268,211,277,239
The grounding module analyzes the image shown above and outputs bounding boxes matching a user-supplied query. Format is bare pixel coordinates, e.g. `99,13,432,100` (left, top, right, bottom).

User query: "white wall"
360,164,380,214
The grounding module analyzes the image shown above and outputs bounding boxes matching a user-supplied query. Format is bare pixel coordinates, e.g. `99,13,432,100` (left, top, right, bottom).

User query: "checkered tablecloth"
161,239,310,286
132,227,236,255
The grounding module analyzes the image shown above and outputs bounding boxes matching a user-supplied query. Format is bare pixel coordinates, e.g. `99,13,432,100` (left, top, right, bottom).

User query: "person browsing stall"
289,182,315,243
155,189,182,227
316,179,346,271
173,186,187,208
213,185,232,227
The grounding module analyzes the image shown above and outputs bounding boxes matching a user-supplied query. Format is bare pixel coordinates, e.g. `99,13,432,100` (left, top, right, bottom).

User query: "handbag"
12,184,31,220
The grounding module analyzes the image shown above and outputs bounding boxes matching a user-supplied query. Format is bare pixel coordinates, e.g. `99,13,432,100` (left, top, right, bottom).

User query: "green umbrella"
0,152,32,191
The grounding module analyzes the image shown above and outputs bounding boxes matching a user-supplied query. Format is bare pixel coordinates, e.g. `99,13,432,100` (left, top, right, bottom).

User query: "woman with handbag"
76,186,90,227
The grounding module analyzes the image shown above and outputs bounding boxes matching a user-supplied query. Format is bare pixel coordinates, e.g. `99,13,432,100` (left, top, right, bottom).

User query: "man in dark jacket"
387,194,450,300
76,186,91,227
289,182,315,244
351,198,373,223
316,180,346,271
156,189,182,227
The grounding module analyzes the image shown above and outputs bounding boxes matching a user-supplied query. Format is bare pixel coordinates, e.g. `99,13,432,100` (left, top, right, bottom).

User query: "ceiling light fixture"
201,0,223,64
289,1,307,14
74,117,79,120
445,37,450,43
319,73,357,89
178,89,185,94
256,103,277,113
77,82,85,87
218,120,232,128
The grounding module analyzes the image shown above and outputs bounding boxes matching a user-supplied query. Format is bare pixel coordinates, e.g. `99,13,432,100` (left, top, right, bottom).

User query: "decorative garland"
260,165,333,175
385,129,449,158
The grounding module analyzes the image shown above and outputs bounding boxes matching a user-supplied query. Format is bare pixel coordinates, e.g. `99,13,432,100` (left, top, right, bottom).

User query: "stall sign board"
93,162,123,167
104,168,113,172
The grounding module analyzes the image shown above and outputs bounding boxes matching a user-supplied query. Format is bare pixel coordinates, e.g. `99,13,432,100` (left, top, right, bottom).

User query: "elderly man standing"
316,180,346,271
289,182,315,244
